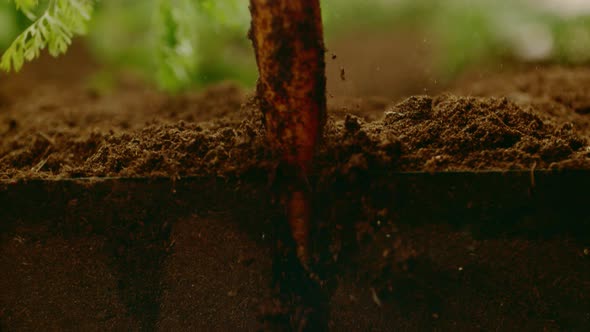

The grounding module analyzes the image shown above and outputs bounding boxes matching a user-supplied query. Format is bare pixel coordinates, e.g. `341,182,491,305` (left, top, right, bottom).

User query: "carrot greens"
1,0,94,72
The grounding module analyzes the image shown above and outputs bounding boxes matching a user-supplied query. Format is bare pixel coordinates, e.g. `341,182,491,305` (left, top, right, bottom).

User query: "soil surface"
1,45,590,331
1,62,589,179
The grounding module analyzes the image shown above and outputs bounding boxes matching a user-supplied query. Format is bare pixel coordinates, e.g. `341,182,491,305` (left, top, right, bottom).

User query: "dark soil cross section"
1,171,590,330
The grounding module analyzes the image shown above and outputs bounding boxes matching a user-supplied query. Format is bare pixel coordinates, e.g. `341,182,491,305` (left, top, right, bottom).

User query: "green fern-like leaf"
12,0,39,19
156,0,199,91
1,0,94,72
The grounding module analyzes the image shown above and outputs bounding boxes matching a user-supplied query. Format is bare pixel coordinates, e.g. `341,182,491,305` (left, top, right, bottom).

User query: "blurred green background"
1,0,590,92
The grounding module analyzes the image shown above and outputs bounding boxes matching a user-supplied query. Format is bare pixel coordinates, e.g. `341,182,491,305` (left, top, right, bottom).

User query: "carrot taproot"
249,0,326,269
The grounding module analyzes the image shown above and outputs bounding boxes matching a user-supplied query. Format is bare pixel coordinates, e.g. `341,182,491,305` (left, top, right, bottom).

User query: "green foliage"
429,0,590,74
324,0,590,77
156,0,199,91
1,0,94,72
0,3,19,48
2,0,590,88
87,0,252,91
12,0,38,19
197,0,248,28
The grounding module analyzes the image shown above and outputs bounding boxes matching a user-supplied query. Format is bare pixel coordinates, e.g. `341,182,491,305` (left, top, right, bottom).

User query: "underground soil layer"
1,54,590,331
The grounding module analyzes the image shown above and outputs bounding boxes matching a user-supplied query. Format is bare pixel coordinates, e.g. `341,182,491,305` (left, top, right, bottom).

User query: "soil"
2,66,589,179
1,45,590,331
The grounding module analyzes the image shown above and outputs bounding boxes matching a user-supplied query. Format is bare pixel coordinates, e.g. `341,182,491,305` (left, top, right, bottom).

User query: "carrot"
249,0,326,269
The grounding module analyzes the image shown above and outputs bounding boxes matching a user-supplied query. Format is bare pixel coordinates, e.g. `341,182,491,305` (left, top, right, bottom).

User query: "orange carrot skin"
249,0,326,172
249,0,327,267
